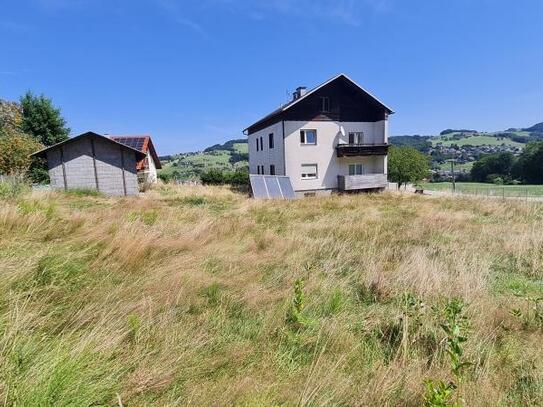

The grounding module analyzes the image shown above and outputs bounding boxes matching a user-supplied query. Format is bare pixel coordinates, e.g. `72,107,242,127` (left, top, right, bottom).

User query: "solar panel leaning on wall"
249,175,296,199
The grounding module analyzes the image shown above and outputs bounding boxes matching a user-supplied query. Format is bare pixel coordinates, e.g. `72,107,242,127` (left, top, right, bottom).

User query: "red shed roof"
109,135,162,170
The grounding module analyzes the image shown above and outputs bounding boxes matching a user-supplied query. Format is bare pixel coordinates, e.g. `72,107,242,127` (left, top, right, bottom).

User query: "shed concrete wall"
46,136,139,196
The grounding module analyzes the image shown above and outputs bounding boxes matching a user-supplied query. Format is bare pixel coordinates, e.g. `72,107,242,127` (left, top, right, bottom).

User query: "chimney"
292,86,307,100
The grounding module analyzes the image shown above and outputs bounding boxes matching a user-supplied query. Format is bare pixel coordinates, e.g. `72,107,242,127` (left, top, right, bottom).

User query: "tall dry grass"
0,184,542,405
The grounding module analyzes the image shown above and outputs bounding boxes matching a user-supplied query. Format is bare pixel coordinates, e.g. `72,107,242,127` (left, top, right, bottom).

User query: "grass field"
422,182,543,198
1,184,543,405
432,133,525,148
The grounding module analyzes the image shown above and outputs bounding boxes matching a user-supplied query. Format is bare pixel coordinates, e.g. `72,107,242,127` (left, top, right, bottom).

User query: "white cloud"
155,0,393,32
156,0,209,36
206,0,392,25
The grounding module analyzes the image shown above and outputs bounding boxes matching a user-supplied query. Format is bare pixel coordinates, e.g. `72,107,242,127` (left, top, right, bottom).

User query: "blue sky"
1,0,542,154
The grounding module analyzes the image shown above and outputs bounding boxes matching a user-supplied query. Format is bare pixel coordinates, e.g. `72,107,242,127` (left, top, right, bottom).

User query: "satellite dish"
339,126,346,137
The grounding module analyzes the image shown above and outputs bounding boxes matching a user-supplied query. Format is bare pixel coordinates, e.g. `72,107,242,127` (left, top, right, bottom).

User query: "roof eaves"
31,132,146,160
243,73,394,133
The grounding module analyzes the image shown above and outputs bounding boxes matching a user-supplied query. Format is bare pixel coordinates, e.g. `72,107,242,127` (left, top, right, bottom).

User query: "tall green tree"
513,142,543,184
20,92,70,146
470,152,514,182
388,146,430,189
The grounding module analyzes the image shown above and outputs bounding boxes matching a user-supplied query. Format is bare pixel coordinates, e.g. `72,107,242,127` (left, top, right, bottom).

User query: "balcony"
338,174,388,191
336,143,388,157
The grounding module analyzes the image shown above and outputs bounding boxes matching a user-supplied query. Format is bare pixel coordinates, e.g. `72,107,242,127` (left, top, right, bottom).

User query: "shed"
109,135,162,184
32,131,146,196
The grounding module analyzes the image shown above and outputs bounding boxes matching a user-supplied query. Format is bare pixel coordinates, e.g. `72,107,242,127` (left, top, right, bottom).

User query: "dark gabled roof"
109,135,162,170
243,73,394,134
31,131,147,160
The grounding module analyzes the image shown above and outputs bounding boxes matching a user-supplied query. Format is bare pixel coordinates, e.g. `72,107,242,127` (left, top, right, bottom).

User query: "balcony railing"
336,143,388,157
338,174,388,191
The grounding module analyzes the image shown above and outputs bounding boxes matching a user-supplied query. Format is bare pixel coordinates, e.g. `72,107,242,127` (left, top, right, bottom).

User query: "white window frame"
301,164,318,180
300,129,317,145
348,163,364,176
348,132,364,145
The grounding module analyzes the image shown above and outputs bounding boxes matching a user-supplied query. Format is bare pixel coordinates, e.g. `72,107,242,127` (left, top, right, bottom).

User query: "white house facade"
245,74,393,196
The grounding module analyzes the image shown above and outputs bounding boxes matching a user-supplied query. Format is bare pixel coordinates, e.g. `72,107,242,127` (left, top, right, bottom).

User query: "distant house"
32,132,146,196
109,135,161,184
244,74,394,196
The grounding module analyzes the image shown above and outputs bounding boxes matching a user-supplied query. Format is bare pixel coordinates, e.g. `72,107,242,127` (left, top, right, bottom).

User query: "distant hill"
439,129,477,136
388,135,432,152
163,122,542,180
160,139,248,180
390,122,543,173
392,122,543,150
524,122,543,133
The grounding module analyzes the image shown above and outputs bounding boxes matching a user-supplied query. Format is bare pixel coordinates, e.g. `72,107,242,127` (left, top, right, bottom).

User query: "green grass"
2,185,543,405
432,134,525,147
232,142,248,154
421,182,543,197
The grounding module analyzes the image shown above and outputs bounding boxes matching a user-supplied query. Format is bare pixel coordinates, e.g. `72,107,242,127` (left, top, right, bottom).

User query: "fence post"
502,187,505,201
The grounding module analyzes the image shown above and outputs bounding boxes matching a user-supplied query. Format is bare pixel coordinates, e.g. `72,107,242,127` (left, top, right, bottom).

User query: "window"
349,164,364,176
257,166,260,175
300,129,317,145
261,165,264,174
301,164,318,180
348,132,364,145
269,133,274,149
270,165,275,175
260,136,263,150
320,96,330,113
256,138,259,151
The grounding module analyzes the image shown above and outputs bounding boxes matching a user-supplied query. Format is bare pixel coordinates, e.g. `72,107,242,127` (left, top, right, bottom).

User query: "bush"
200,168,249,187
0,131,44,176
157,172,172,183
200,168,225,185
486,174,504,185
224,170,249,186
0,176,30,199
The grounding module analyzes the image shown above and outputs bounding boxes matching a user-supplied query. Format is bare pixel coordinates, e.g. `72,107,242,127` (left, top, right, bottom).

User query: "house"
244,74,394,196
32,131,146,196
109,135,161,184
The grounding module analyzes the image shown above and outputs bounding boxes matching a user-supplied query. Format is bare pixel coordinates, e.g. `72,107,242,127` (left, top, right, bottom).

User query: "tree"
0,100,23,135
513,142,543,184
20,92,70,146
388,146,429,189
470,152,514,182
0,131,44,176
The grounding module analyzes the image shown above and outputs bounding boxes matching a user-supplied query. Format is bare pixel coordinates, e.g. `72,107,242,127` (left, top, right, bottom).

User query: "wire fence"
423,183,543,201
